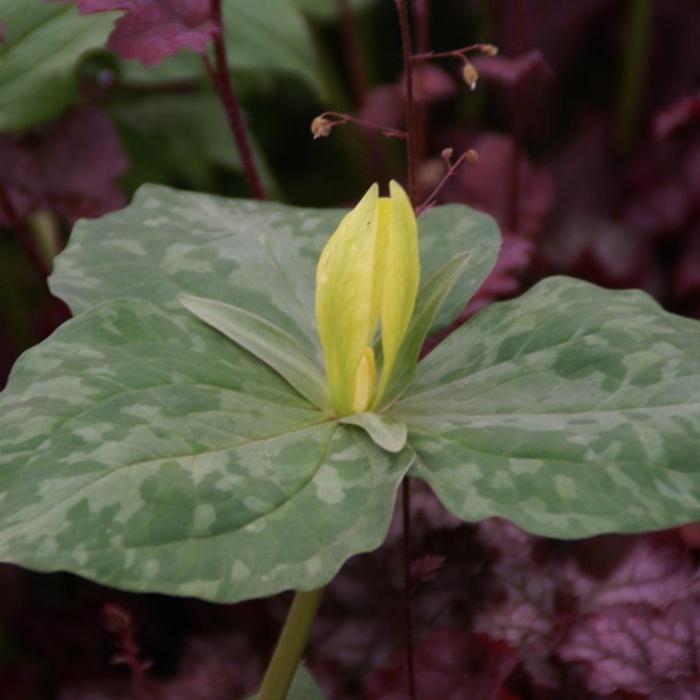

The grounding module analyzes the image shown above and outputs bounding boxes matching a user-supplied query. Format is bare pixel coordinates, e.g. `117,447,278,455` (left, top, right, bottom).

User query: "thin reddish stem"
206,0,266,200
103,604,149,700
412,0,430,194
395,0,418,205
412,43,497,62
395,4,419,696
401,478,418,700
0,183,50,279
508,0,526,233
416,149,477,216
316,111,407,139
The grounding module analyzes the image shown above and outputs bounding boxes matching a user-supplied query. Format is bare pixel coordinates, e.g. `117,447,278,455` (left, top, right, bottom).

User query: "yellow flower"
315,181,419,416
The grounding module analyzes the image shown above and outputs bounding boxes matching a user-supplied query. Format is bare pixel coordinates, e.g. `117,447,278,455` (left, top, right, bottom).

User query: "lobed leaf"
0,299,412,602
50,185,498,345
397,276,700,538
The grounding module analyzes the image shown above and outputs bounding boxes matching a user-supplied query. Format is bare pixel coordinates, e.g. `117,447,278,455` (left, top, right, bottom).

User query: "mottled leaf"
0,299,412,602
0,2,116,130
397,276,700,538
50,185,499,341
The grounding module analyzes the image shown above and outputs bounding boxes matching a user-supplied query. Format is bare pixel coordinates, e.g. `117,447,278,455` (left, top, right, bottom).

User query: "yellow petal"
351,346,376,413
315,184,381,415
373,180,419,407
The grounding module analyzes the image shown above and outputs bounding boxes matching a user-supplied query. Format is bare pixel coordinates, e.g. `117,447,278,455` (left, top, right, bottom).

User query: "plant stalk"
0,183,50,280
614,0,653,153
207,0,267,200
258,588,324,700
401,478,418,700
395,4,419,698
394,0,418,205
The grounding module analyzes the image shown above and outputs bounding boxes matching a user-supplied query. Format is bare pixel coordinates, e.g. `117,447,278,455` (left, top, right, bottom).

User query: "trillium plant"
3,175,700,698
3,3,700,700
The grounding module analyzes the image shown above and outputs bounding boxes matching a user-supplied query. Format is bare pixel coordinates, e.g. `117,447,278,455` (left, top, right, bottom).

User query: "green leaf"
294,0,376,21
339,413,407,453
377,252,471,409
178,293,329,411
0,299,412,602
107,92,274,193
0,185,496,601
395,276,700,538
119,0,326,97
249,666,326,700
50,185,499,340
0,2,116,131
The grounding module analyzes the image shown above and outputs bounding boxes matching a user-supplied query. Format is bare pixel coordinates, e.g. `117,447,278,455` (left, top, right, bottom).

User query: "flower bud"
441,147,454,162
466,148,478,163
462,61,479,90
311,116,332,140
480,44,499,56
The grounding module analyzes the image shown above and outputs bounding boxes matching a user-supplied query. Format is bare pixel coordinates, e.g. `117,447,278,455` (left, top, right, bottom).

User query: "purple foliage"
71,0,215,66
0,106,127,226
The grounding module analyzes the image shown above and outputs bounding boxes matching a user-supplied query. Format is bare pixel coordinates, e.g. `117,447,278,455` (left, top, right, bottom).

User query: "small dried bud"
311,116,332,140
465,148,478,164
440,147,454,162
462,61,479,90
480,43,499,56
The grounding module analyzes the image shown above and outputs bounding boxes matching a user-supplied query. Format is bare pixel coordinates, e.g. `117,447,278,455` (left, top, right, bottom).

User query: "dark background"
1,1,700,697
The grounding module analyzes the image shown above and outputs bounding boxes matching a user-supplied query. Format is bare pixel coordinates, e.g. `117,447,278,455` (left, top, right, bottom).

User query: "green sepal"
374,251,472,410
179,293,329,411
339,413,408,453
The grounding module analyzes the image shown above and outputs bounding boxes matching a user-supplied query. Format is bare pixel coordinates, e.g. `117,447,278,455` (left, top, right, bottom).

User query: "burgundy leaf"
465,233,534,314
438,132,554,239
72,0,215,66
0,106,127,227
365,629,519,700
408,64,457,104
654,94,700,141
559,600,700,696
410,554,446,587
572,537,700,611
472,50,552,88
359,65,456,130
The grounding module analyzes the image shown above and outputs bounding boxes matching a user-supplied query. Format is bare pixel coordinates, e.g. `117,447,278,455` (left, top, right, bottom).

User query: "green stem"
614,0,653,153
258,588,324,700
27,210,63,272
